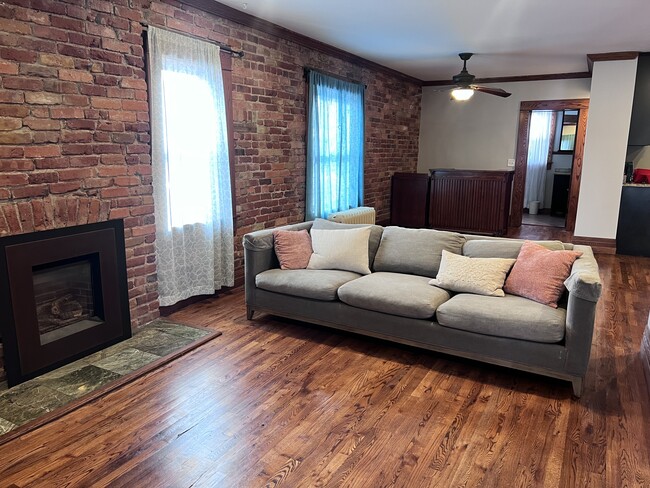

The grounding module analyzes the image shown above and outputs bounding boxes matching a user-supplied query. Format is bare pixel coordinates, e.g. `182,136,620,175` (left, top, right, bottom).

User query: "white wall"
418,78,591,173
574,59,638,239
628,145,650,169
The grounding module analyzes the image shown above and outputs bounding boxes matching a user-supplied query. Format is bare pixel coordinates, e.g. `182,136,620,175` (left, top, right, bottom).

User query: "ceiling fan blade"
471,85,512,98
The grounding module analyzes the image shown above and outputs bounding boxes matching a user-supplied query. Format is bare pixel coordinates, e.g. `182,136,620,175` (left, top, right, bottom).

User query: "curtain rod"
141,23,244,58
304,67,366,89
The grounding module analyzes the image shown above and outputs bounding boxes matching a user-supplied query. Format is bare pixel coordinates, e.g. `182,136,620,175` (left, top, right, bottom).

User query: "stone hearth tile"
82,335,140,362
127,329,194,357
0,321,210,435
0,417,17,434
0,384,73,426
45,365,121,399
91,347,161,376
38,357,95,381
143,319,211,341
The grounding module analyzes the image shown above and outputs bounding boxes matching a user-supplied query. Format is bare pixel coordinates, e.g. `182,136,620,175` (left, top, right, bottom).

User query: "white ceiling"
215,0,650,81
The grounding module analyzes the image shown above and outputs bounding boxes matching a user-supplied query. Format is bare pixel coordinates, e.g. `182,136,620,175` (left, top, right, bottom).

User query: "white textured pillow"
308,227,372,275
429,249,516,297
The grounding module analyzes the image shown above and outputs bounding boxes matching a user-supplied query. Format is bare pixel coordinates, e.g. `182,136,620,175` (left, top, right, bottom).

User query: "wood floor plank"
1,253,649,487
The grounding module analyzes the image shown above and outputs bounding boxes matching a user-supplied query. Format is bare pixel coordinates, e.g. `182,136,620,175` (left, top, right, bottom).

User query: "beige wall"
574,58,638,239
418,79,591,173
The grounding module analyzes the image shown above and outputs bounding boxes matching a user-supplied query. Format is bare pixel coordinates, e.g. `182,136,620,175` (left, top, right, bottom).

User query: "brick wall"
221,19,422,283
0,0,421,380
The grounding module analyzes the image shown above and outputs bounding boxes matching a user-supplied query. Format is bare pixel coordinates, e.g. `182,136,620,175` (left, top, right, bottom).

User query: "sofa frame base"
246,302,585,397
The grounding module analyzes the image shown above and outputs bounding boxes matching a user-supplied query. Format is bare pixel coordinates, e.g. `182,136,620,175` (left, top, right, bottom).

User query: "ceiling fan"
444,53,512,100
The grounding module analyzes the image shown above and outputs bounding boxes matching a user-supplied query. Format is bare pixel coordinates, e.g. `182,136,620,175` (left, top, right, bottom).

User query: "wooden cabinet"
428,170,514,236
551,173,571,216
390,172,429,228
616,186,650,257
390,170,514,235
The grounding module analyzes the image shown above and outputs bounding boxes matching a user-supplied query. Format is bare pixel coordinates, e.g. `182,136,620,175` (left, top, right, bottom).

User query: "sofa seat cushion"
256,269,361,301
338,272,451,319
436,294,566,343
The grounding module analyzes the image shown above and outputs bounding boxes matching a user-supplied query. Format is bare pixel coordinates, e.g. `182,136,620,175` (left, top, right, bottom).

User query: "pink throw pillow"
273,229,313,270
503,240,582,308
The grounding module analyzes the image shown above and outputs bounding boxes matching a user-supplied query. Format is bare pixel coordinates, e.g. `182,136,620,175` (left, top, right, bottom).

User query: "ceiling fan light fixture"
451,88,474,101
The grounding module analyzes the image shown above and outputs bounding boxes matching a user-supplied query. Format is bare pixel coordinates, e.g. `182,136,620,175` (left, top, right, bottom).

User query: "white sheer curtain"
148,26,234,306
524,110,554,209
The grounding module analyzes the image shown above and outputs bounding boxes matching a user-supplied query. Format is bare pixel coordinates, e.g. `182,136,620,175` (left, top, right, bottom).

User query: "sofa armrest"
564,294,597,376
243,221,313,308
563,245,601,376
563,245,602,303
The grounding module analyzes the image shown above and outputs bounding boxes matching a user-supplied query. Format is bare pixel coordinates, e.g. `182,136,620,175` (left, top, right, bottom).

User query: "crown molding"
423,71,591,87
180,0,423,85
586,51,639,72
520,99,590,111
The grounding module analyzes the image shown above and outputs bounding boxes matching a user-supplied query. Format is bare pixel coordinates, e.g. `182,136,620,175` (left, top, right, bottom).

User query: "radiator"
327,207,376,225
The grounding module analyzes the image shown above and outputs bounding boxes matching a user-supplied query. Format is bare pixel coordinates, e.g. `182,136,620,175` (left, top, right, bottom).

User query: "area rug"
0,319,220,445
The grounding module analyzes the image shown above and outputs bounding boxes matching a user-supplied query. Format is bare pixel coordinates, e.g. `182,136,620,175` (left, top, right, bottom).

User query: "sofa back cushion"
311,218,384,265
373,226,465,277
462,239,565,259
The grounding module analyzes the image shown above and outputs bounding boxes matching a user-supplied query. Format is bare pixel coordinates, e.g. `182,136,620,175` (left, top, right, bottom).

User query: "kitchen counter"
622,183,650,187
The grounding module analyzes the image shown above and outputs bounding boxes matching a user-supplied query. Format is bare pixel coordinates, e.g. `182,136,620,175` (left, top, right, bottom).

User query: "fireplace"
0,220,131,387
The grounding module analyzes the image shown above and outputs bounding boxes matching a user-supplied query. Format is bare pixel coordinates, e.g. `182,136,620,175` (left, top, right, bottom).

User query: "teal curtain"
306,71,364,221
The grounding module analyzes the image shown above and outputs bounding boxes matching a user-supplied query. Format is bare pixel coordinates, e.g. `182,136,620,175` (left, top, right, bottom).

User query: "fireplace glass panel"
32,256,104,346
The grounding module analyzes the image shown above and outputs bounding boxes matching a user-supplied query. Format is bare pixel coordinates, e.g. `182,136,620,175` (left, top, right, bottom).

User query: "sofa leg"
246,307,254,320
571,377,583,398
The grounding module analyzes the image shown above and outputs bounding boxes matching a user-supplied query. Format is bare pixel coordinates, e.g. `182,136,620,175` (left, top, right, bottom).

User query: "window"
306,71,364,221
558,109,578,153
147,26,234,306
160,70,220,229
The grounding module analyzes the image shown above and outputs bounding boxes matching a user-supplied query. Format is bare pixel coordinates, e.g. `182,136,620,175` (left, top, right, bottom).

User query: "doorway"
510,99,589,232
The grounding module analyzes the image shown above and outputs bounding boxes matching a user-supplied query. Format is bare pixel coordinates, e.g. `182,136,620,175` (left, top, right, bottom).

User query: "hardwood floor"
1,253,649,487
506,223,573,242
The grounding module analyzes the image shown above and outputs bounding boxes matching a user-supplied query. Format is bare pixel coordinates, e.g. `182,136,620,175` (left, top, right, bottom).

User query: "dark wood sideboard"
390,172,430,227
390,170,514,236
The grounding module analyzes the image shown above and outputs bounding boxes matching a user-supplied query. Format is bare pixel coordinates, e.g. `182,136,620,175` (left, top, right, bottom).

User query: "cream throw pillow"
308,227,372,275
429,249,516,297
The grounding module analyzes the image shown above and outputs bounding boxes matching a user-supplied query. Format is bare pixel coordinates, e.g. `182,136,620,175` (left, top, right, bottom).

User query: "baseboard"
572,235,616,254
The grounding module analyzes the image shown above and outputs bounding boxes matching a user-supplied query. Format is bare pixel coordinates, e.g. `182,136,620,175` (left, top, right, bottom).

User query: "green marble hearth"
0,319,218,438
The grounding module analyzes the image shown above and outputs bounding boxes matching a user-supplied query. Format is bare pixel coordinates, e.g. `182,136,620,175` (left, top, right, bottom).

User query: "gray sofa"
243,219,602,396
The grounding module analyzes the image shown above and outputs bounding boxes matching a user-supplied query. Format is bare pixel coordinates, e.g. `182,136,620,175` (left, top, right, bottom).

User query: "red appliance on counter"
633,169,650,184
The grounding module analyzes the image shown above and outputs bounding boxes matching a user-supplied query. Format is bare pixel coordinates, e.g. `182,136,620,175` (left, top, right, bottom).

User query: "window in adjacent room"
557,109,578,153
305,70,365,221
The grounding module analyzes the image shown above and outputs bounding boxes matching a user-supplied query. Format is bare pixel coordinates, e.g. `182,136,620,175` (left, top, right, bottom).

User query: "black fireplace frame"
0,220,131,387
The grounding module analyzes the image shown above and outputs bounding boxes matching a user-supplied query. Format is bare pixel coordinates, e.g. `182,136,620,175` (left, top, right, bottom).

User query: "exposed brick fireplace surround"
0,0,422,381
